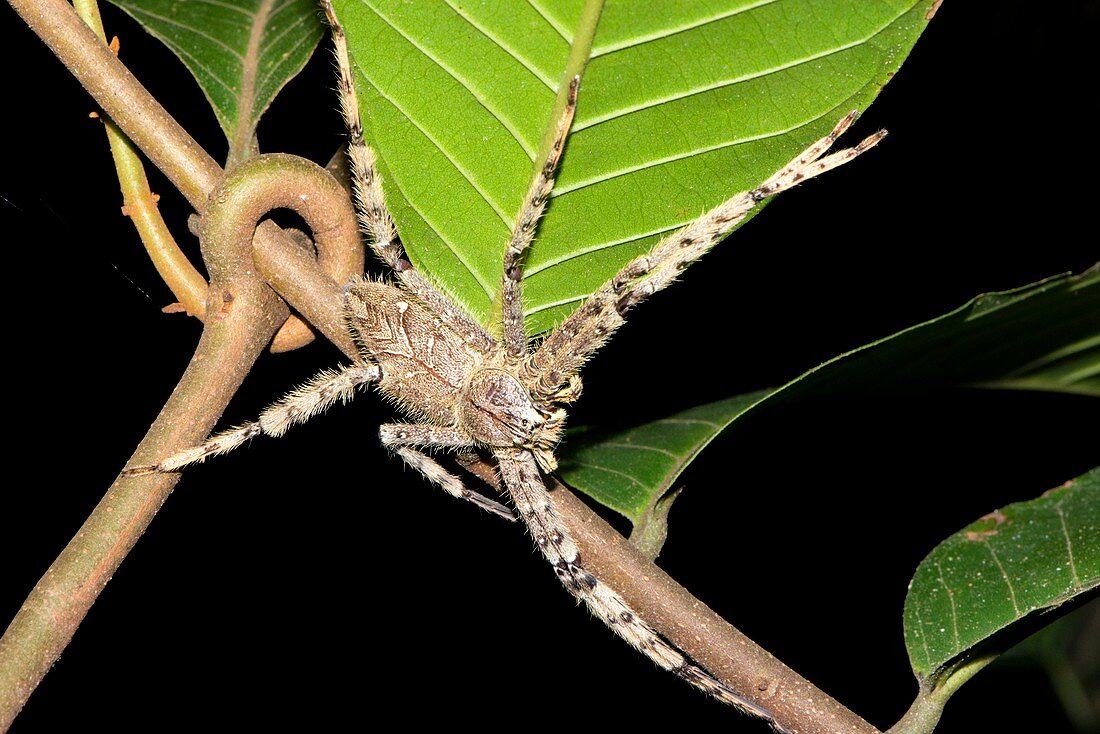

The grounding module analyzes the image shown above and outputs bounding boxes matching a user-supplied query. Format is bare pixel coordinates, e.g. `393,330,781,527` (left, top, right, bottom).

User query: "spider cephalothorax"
456,368,565,471
126,2,886,728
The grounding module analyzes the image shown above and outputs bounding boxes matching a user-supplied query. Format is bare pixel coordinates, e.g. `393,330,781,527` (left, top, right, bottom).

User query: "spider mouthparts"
533,447,558,474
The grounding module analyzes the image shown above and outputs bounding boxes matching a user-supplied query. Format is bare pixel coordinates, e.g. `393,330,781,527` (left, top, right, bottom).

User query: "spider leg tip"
121,465,160,478
861,129,889,150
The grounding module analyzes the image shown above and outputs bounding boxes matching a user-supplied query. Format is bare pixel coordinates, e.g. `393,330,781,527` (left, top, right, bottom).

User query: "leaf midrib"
254,4,318,95
231,0,278,158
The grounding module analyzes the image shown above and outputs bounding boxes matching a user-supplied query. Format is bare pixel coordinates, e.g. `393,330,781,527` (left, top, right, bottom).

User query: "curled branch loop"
202,153,363,354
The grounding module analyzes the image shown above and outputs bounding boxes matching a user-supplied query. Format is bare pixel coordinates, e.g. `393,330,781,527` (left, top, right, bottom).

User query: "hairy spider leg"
495,449,783,729
522,113,887,402
322,0,496,356
500,77,579,362
379,424,514,519
124,364,380,475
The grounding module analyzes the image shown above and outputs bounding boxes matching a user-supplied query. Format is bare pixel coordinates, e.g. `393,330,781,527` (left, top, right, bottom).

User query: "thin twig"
0,148,362,729
7,0,361,354
72,0,208,319
8,0,219,206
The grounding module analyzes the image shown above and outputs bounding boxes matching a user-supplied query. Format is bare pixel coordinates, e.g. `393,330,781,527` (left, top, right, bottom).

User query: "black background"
2,1,1098,731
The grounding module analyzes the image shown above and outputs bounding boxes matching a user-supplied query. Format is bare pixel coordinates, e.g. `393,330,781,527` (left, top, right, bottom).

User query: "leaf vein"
440,0,559,90
362,73,497,299
190,0,253,18
525,0,571,42
126,6,245,62
568,460,646,489
255,15,318,97
525,293,587,317
573,6,908,133
984,543,1021,615
656,418,723,429
553,114,828,196
361,69,514,241
590,0,781,57
525,222,682,278
934,560,960,648
597,442,680,460
1055,502,1082,588
368,1,539,166
183,0,254,18
261,6,315,53
912,606,932,670
156,40,240,106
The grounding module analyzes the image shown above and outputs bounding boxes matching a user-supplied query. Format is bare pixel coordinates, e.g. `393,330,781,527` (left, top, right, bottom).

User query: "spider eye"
521,418,529,427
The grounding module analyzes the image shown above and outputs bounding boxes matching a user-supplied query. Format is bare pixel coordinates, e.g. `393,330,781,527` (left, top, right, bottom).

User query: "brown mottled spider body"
126,2,886,727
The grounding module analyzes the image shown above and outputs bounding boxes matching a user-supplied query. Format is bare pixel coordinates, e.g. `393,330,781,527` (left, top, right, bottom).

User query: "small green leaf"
106,0,324,154
335,0,937,333
559,267,1100,525
903,468,1100,681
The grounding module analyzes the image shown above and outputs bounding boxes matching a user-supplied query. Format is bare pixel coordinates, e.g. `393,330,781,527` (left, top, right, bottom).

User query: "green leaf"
334,0,937,333
106,0,324,155
903,467,1100,681
558,266,1100,526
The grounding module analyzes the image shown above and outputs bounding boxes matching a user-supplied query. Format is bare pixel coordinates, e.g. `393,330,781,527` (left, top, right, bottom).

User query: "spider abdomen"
344,277,477,425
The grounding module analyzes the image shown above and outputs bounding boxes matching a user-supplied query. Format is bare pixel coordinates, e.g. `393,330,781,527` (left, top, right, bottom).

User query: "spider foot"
121,464,166,477
389,443,516,521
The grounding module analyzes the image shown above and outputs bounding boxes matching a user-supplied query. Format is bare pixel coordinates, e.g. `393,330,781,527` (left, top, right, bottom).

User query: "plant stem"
8,0,366,355
553,482,883,734
5,3,891,732
0,148,363,729
887,655,997,734
8,0,219,206
204,153,362,361
72,0,209,320
0,2,364,724
0,219,290,734
459,453,881,734
57,0,356,350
